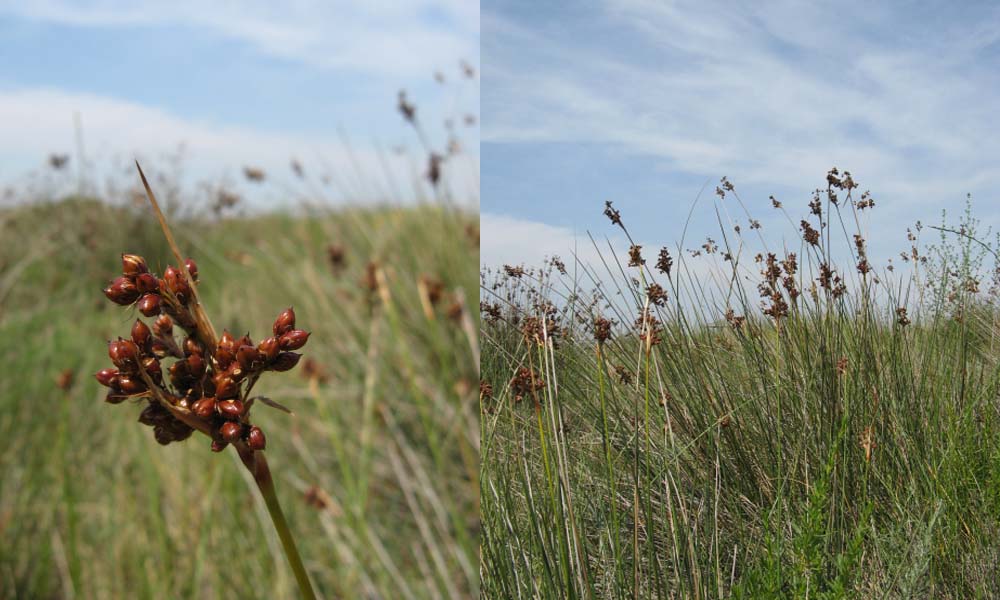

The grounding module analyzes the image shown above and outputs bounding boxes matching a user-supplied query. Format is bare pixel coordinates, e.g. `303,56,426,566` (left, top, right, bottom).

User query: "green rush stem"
243,450,318,600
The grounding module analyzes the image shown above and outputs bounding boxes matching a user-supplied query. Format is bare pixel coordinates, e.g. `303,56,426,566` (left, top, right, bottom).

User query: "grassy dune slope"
0,197,479,599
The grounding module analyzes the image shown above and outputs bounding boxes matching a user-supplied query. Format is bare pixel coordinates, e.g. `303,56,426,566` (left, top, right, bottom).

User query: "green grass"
0,195,479,599
480,179,1000,598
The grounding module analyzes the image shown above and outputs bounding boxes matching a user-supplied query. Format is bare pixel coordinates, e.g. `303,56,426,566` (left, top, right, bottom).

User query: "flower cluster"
97,253,310,452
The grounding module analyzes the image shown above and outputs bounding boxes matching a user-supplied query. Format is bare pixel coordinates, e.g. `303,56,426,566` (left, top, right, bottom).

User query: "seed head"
135,272,159,293
247,426,266,451
153,314,173,337
220,421,243,443
258,336,281,361
104,277,140,305
131,319,152,349
217,399,245,419
95,368,119,387
137,293,161,317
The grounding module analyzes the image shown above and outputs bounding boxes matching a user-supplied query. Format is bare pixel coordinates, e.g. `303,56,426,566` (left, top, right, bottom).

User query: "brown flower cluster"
655,248,673,276
593,316,613,344
97,253,309,452
510,367,544,403
628,244,644,267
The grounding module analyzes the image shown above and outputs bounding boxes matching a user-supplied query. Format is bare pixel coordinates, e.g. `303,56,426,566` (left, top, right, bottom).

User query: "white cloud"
0,0,479,79
0,88,479,206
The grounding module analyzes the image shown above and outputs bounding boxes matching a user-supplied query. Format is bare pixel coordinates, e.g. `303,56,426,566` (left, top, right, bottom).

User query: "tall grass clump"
480,169,1000,598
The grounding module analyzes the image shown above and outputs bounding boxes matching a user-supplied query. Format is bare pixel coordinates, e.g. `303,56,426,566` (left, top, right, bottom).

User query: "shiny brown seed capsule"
215,375,239,399
183,336,203,356
131,319,152,348
95,368,119,387
135,272,159,293
220,421,243,443
163,265,191,303
187,353,206,377
108,339,139,371
218,330,237,354
236,345,259,370
137,293,161,317
153,314,173,337
117,375,147,394
211,439,228,452
279,329,310,351
192,397,216,419
217,399,244,419
215,347,235,370
140,356,161,377
121,254,148,276
258,336,280,361
104,277,140,305
184,257,198,280
270,352,302,372
150,338,170,358
273,307,296,336
247,426,266,451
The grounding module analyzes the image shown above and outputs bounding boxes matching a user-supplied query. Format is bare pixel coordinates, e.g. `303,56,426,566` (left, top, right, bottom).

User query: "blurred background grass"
0,187,479,598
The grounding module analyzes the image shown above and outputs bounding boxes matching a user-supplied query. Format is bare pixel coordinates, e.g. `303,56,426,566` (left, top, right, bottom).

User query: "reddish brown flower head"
104,276,140,305
273,307,296,336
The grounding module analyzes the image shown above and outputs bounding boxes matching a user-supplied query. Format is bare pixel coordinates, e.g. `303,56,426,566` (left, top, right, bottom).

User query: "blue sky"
482,0,1000,269
0,1,479,207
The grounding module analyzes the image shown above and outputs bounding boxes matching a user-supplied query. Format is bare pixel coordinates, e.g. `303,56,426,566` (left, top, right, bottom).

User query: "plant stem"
239,448,318,600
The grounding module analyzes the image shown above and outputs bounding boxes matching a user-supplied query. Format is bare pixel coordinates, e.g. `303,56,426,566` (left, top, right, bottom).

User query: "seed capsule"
117,375,147,394
105,391,127,404
247,426,266,451
220,421,243,443
183,337,203,356
215,347,235,370
153,314,173,337
273,307,296,336
192,397,216,419
135,272,159,293
140,356,162,377
131,319,152,349
218,330,237,354
138,403,169,426
108,339,139,371
215,374,239,399
269,352,302,372
217,399,244,419
137,293,161,317
95,368,119,387
121,254,148,277
163,265,191,303
150,338,170,358
211,439,228,452
236,345,259,370
104,277,140,305
187,353,206,377
279,329,310,351
258,336,280,361
184,257,198,281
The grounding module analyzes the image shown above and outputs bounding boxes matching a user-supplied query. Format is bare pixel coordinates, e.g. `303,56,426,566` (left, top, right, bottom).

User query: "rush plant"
94,164,317,599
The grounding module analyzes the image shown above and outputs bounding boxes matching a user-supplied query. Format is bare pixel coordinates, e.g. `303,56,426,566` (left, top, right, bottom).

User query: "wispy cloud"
0,0,479,78
484,0,1000,238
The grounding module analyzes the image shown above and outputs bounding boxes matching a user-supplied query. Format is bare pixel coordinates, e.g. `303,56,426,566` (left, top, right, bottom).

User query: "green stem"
240,448,318,600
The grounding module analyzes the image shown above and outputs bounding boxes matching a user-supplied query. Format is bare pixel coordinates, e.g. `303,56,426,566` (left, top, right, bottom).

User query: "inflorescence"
97,253,309,452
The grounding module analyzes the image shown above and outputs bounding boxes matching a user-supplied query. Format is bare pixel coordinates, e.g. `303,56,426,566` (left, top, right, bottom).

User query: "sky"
482,0,1000,270
0,0,480,208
